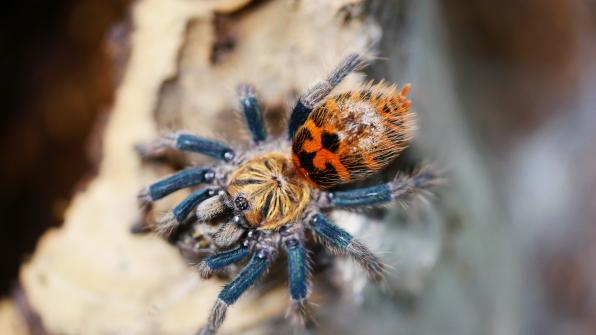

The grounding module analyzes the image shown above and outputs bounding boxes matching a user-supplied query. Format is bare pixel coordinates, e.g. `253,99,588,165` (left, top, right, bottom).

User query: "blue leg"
310,213,385,281
198,252,271,335
287,53,368,138
175,134,235,161
154,188,218,236
136,133,235,162
329,183,393,207
320,166,440,208
196,244,250,278
138,167,215,206
238,84,267,143
284,238,312,323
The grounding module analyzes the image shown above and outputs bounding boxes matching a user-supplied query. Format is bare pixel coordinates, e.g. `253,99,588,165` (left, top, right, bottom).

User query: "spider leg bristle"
283,233,314,326
290,298,316,328
197,252,272,334
196,299,228,335
317,164,443,210
154,212,178,237
310,213,387,282
346,239,387,282
327,52,369,87
196,261,214,280
288,52,369,138
389,164,444,203
134,134,176,160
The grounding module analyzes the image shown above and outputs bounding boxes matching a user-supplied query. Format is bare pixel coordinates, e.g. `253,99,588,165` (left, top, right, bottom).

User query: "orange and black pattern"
291,82,414,188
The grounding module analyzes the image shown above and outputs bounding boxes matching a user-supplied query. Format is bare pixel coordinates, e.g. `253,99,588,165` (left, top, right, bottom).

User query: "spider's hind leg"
288,53,369,138
137,167,216,208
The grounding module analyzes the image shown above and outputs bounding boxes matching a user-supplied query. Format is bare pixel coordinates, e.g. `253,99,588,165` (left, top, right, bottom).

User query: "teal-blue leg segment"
238,84,267,143
311,213,385,281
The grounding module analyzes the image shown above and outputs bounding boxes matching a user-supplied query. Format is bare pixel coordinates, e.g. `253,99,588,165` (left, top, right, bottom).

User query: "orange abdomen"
291,83,414,188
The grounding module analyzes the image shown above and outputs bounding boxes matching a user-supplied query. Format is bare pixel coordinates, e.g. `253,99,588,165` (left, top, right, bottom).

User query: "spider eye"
234,195,249,211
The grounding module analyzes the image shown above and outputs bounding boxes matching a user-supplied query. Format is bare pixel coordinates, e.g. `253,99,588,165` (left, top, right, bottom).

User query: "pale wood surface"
1,0,378,334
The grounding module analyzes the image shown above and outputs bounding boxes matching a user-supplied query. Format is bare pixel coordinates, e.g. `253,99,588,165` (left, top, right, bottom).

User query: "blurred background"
0,0,129,295
1,0,595,334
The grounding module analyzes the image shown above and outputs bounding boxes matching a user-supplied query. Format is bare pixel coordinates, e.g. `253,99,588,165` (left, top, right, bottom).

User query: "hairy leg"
287,53,369,138
136,132,235,162
317,165,441,209
283,234,312,325
138,167,216,207
154,188,219,237
197,250,274,335
310,213,385,282
238,84,267,144
196,244,250,279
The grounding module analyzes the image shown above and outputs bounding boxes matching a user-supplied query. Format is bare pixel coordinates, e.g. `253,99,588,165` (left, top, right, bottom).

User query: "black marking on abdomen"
382,104,391,115
292,128,313,155
311,112,326,128
321,131,340,153
306,162,339,186
297,151,317,174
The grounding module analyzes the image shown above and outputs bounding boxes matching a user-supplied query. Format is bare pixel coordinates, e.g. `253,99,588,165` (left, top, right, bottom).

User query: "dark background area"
0,0,129,295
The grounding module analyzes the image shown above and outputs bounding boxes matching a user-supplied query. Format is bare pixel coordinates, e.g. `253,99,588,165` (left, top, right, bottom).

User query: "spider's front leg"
137,167,216,209
134,132,236,233
154,187,220,237
136,132,236,162
132,167,219,235
288,53,369,137
317,165,441,209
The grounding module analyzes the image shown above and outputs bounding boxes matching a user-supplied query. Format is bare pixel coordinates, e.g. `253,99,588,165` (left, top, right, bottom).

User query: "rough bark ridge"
0,0,379,334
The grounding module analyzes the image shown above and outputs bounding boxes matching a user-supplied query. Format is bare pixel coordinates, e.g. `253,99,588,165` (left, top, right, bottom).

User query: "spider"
135,53,440,335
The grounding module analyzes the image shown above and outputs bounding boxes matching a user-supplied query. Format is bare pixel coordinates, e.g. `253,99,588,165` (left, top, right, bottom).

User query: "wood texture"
0,0,379,334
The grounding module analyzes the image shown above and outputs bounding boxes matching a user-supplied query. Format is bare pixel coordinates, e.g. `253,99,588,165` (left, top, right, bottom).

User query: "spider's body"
292,82,414,187
227,152,311,230
136,54,440,335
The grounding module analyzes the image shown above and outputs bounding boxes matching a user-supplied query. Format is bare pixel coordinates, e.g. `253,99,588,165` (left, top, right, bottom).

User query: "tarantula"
135,53,439,335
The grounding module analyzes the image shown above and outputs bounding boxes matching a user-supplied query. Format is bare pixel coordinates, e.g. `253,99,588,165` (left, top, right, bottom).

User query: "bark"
0,0,379,334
